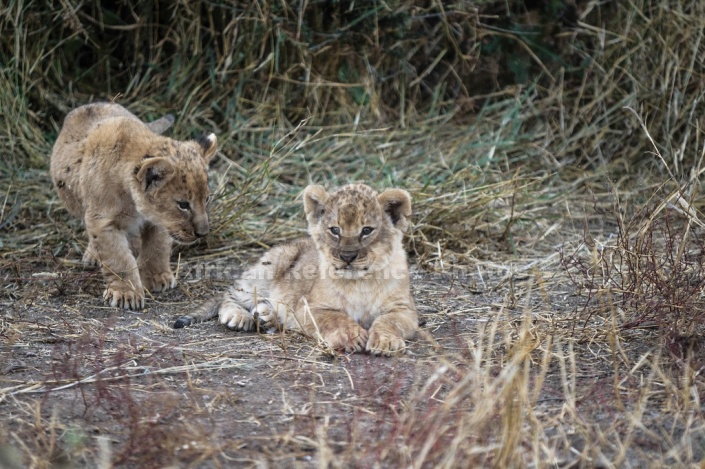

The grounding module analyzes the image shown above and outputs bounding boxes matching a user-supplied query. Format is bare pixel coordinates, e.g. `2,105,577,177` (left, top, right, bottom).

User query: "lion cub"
51,103,217,310
174,184,418,355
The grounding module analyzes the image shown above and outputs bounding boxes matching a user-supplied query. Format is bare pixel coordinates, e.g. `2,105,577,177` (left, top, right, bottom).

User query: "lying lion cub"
174,183,418,355
51,103,217,310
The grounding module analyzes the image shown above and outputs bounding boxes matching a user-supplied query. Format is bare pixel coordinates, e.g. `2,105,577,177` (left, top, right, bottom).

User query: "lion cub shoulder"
51,103,217,310
175,183,418,356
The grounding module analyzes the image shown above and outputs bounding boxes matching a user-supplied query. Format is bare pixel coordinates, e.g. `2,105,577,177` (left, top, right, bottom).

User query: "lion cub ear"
197,133,218,163
303,185,329,223
377,189,412,232
136,157,175,192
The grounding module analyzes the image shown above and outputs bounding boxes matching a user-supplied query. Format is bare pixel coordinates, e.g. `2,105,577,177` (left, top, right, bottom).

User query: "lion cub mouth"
331,263,372,280
170,232,198,245
338,264,368,271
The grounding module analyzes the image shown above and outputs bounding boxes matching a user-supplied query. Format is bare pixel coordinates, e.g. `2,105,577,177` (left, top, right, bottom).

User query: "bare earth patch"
4,238,704,467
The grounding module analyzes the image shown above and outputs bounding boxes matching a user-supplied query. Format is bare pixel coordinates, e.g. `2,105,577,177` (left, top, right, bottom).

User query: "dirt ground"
4,243,693,468
1,249,560,466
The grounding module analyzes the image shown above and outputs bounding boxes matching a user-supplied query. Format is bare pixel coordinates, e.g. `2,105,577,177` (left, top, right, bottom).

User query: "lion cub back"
50,103,173,218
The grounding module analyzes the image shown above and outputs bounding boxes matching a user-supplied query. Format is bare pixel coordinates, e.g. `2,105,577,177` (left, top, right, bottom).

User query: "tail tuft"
173,316,192,329
172,296,222,329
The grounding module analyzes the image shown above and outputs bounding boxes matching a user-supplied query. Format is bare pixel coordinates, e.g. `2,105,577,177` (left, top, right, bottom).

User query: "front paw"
324,323,369,353
104,281,145,310
142,271,176,293
219,303,256,331
252,301,278,328
366,327,406,356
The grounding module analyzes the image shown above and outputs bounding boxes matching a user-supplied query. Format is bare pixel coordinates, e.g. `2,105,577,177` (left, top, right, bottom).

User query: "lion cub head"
131,133,218,244
304,183,412,277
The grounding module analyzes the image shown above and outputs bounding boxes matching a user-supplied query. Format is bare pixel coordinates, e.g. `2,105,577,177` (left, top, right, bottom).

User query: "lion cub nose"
195,228,209,238
339,252,357,264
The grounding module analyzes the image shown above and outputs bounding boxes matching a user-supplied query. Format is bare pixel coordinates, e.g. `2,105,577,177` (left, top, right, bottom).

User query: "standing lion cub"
51,103,217,310
174,183,418,355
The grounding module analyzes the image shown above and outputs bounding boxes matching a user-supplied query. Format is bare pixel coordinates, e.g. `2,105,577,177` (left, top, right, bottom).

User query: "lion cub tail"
173,296,221,329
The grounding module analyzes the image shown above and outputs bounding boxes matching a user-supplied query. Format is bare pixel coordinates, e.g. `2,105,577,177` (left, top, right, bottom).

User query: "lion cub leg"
81,239,100,267
137,223,175,293
82,229,141,268
366,308,418,356
302,310,369,353
86,219,145,310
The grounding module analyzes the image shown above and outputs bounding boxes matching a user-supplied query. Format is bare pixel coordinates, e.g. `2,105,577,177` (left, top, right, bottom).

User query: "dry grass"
3,0,705,467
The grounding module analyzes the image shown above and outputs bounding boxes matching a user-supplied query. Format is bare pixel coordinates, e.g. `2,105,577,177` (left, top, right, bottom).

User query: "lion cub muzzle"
339,251,358,265
194,221,209,238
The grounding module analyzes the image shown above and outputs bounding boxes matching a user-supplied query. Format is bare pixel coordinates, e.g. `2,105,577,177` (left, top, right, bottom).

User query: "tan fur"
50,103,217,309
215,183,417,355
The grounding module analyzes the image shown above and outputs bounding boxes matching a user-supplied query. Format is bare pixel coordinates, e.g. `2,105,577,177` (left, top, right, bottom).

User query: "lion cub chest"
321,278,405,329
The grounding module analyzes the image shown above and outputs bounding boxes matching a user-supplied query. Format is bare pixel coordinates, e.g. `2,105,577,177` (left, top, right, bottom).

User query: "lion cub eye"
205,195,213,205
177,201,191,211
361,227,374,236
329,227,341,236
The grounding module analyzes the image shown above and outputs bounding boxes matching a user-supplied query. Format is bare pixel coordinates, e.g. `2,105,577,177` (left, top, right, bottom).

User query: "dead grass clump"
362,283,705,467
583,0,705,173
377,308,546,467
6,0,471,159
0,0,589,171
561,108,705,365
562,189,705,364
